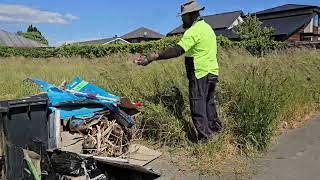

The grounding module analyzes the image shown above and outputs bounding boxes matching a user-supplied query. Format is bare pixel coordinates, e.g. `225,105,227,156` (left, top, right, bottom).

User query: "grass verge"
0,48,319,175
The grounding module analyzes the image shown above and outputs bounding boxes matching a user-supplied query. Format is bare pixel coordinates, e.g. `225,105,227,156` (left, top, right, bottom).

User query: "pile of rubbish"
21,77,161,179
30,77,140,156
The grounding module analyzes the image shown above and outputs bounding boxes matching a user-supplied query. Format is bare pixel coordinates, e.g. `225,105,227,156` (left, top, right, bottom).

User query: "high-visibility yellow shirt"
178,20,219,79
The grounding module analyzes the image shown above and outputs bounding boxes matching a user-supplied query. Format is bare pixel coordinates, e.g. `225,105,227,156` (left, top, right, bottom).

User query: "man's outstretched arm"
135,45,185,66
158,45,185,60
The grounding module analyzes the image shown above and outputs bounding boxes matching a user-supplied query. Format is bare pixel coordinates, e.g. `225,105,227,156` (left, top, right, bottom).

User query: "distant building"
0,30,47,48
167,4,320,42
255,4,320,41
120,27,164,43
71,36,129,46
167,11,244,40
71,27,164,45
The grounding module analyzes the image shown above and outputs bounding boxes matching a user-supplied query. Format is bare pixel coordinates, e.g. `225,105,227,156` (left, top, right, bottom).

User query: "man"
135,0,222,141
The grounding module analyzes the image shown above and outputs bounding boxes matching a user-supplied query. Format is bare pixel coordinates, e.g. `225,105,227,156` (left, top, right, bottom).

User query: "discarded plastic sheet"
31,77,119,106
31,77,115,118
67,77,119,103
31,77,134,127
52,107,104,120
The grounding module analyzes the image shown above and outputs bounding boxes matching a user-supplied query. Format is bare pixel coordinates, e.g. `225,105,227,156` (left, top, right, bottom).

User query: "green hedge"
0,36,282,58
0,36,180,58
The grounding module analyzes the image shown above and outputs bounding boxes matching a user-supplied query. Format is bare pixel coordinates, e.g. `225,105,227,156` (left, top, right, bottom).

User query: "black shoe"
210,124,224,134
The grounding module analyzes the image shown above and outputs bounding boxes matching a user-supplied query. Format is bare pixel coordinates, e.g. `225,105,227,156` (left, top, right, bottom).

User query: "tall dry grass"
0,48,319,175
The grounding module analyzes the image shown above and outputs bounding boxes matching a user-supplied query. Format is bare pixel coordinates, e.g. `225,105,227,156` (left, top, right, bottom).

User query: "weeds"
0,49,319,175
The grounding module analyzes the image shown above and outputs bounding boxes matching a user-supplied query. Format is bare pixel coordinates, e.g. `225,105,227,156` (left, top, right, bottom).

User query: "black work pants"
188,73,222,140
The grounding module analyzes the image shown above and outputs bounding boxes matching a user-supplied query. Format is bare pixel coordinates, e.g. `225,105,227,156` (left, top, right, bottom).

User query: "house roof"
73,37,115,45
260,13,314,36
204,11,244,29
0,30,47,48
167,11,244,36
72,37,129,45
71,27,163,45
215,29,238,39
104,38,130,44
121,27,164,40
167,26,184,36
254,4,320,37
256,4,318,15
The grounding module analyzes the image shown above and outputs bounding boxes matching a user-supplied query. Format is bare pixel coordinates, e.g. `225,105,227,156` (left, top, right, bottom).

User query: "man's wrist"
154,53,160,61
148,53,159,62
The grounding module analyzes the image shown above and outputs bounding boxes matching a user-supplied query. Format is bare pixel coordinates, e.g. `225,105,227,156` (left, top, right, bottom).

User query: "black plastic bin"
0,94,51,180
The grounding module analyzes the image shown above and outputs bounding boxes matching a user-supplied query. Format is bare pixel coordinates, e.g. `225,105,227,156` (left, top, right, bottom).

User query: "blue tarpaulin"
31,77,134,127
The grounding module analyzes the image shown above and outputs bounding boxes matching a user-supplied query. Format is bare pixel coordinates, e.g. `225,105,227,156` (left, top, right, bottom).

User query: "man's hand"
134,53,159,66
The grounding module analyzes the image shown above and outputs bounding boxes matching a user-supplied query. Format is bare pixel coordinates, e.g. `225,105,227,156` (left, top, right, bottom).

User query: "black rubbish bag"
50,150,105,178
51,151,85,176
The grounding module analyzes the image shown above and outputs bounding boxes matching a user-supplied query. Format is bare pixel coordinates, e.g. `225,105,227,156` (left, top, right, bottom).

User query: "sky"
0,0,319,46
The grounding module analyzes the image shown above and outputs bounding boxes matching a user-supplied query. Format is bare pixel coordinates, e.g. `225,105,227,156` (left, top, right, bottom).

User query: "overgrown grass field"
0,49,319,175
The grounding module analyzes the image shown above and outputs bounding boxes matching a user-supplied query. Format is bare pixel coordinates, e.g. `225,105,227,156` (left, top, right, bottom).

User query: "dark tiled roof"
167,11,244,36
0,30,47,48
72,37,130,45
167,27,239,39
121,27,164,40
260,14,314,36
72,37,120,45
204,11,244,29
215,29,238,39
167,26,184,36
256,4,317,15
72,27,163,45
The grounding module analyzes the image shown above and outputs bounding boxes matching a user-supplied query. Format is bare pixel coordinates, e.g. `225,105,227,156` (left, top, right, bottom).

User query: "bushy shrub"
234,15,283,56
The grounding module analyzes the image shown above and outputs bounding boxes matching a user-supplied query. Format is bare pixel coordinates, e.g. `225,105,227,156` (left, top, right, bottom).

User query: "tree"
27,25,41,35
235,15,274,40
20,25,48,45
234,15,280,56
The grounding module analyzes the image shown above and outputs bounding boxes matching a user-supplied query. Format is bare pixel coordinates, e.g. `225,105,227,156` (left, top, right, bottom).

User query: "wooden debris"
80,113,131,157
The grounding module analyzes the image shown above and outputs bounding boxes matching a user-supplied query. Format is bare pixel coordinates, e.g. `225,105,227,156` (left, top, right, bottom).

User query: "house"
71,27,163,45
121,27,164,43
71,36,129,46
0,30,47,48
255,4,320,41
167,11,244,39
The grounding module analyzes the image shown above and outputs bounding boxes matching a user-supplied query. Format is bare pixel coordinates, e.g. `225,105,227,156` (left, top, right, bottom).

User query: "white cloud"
65,13,79,21
0,4,79,24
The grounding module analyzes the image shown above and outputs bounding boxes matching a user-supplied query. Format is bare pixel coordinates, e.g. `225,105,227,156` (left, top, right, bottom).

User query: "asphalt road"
253,116,320,180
